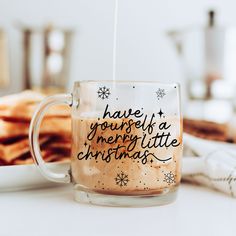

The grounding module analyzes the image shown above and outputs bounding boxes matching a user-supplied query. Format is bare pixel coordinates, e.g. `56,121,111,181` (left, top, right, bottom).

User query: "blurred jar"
0,29,10,89
19,23,74,94
168,10,236,123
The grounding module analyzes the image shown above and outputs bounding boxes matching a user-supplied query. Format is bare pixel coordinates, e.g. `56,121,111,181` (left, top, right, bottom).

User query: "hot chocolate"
29,81,182,205
71,111,182,195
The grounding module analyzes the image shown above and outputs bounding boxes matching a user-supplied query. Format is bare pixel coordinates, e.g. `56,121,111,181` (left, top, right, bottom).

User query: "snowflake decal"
115,171,129,187
156,88,166,100
163,171,176,185
97,86,111,100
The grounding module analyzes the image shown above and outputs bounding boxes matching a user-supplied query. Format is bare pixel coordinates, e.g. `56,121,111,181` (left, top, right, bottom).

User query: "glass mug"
29,81,182,207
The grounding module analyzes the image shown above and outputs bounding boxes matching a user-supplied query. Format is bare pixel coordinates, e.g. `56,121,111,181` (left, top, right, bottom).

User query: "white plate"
0,162,70,191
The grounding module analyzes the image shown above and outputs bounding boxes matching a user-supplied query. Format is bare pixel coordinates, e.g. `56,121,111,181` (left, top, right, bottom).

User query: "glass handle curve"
29,94,72,183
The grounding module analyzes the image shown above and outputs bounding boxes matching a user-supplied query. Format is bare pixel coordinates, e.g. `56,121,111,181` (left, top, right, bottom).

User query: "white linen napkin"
183,134,236,197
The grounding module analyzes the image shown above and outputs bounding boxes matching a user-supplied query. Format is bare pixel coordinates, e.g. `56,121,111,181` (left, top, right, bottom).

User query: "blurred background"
1,0,236,122
2,0,236,197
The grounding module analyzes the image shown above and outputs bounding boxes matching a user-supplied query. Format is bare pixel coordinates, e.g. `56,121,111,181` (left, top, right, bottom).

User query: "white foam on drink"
112,0,119,82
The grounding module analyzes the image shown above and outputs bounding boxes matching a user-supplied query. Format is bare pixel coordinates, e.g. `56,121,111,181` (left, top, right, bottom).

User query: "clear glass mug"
29,81,182,207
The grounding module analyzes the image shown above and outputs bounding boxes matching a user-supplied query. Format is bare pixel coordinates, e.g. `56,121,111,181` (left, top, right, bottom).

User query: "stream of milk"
112,0,119,82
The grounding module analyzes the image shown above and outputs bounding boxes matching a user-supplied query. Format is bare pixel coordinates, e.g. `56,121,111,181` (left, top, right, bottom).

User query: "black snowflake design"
97,86,111,99
115,171,129,187
163,171,176,185
156,88,166,100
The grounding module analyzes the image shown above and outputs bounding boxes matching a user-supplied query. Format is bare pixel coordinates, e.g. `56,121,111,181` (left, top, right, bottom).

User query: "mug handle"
29,93,72,183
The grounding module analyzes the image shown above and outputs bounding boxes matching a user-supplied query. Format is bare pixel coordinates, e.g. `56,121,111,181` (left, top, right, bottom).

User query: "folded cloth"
183,133,236,197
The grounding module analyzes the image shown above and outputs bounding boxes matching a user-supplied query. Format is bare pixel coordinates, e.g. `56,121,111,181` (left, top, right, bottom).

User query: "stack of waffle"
0,91,71,166
183,118,234,143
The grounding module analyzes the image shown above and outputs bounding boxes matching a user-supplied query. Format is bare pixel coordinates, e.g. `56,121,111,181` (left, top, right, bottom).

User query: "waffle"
0,91,71,166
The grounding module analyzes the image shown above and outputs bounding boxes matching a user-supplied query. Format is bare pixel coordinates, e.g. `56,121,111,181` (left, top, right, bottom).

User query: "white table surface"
1,183,235,236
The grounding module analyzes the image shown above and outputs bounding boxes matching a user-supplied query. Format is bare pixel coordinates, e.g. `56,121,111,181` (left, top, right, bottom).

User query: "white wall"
0,0,236,95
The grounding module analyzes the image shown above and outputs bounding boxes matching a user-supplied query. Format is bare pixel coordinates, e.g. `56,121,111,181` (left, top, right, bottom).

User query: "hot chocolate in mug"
29,81,182,207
